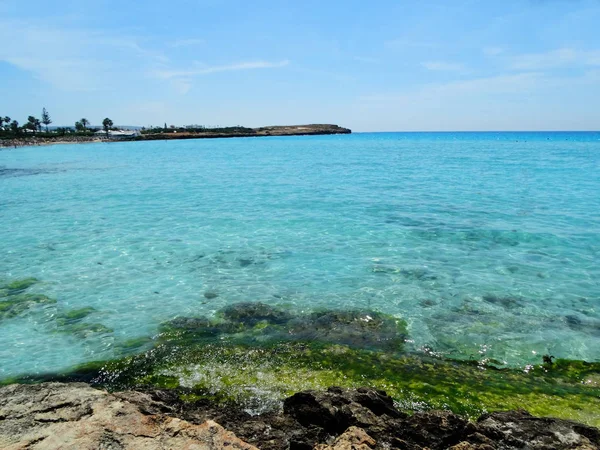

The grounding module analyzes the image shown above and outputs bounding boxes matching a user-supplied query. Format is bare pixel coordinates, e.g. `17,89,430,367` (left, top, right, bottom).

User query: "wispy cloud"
171,38,205,48
153,60,290,79
510,48,600,70
0,19,167,90
421,61,464,71
360,72,547,104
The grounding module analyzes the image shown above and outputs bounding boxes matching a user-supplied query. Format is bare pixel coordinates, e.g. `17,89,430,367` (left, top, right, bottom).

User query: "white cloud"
421,61,464,71
152,60,290,79
510,48,600,70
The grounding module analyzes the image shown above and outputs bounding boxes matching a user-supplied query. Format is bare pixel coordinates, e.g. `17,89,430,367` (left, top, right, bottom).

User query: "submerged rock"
219,302,292,326
56,307,97,326
58,322,113,339
0,277,39,294
482,294,523,309
162,302,407,352
287,310,408,351
0,293,56,320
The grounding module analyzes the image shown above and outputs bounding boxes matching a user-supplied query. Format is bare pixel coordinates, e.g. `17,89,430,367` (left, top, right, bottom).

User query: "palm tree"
102,118,114,138
80,118,89,130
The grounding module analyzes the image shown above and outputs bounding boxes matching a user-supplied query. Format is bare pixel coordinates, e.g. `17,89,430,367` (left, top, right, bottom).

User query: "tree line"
0,109,115,138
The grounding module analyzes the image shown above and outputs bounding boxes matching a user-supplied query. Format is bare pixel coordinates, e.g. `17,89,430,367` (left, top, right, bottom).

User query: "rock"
0,294,56,321
395,410,470,449
314,426,376,450
56,307,97,326
0,382,257,450
0,278,39,294
482,294,522,309
283,388,600,450
474,410,600,449
220,302,292,326
283,386,404,435
287,310,407,351
58,322,113,339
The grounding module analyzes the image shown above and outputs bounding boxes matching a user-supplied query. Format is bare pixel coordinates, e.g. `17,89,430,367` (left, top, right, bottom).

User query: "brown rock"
0,382,257,450
314,426,376,450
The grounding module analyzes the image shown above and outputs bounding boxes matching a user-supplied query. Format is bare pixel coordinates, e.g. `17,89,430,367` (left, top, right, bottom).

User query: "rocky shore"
1,383,598,450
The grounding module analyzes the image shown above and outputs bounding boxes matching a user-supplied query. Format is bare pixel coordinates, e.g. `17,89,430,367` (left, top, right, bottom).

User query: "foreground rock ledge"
1,383,599,450
0,382,257,450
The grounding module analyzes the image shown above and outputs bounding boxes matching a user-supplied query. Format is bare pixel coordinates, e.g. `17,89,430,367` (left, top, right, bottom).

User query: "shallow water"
1,132,599,378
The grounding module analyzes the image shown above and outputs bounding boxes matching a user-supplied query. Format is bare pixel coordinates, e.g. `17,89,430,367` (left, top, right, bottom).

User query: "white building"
95,129,141,139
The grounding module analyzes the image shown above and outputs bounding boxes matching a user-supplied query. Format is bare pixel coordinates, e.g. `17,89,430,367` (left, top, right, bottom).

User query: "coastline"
0,124,351,149
1,382,598,449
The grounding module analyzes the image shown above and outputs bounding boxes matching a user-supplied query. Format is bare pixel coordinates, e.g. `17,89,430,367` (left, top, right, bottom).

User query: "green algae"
56,307,97,326
116,341,600,425
1,278,39,293
4,338,599,426
1,301,599,427
114,336,155,355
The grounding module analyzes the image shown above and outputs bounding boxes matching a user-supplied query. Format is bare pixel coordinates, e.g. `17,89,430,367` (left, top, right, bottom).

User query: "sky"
1,0,599,131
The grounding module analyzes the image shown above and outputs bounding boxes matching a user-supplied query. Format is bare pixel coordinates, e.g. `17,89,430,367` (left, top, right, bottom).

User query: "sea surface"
1,132,599,378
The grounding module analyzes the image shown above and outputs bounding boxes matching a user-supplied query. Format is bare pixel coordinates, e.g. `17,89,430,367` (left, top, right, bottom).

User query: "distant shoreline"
0,124,351,149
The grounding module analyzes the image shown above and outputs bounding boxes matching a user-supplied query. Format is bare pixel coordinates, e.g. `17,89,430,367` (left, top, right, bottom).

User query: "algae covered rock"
56,307,97,326
0,277,39,294
0,277,54,321
161,302,408,352
287,310,408,351
219,301,292,326
0,293,56,320
57,322,113,339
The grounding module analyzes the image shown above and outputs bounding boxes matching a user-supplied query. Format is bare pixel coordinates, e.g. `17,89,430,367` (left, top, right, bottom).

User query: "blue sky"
1,0,599,131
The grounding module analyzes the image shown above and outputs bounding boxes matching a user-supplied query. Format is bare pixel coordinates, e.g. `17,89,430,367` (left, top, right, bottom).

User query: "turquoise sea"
1,132,599,379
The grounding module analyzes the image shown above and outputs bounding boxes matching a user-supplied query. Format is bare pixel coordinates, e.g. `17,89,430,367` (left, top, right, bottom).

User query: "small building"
95,129,141,139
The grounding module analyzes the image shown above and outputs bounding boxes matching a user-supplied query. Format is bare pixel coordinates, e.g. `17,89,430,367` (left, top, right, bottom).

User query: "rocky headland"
1,382,598,450
0,124,351,148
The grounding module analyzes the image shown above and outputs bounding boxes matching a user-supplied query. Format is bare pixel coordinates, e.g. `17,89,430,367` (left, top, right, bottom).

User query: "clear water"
1,132,599,378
